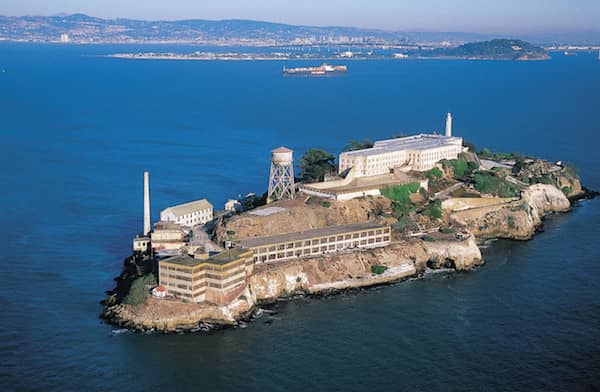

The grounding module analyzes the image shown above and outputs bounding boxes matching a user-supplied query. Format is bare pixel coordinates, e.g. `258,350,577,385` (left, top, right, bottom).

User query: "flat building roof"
237,222,388,249
161,248,250,268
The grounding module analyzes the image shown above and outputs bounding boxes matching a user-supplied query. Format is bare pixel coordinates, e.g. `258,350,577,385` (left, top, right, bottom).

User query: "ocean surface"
1,43,599,391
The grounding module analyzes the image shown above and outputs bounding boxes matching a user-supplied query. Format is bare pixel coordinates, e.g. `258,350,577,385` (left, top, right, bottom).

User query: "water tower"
267,147,295,203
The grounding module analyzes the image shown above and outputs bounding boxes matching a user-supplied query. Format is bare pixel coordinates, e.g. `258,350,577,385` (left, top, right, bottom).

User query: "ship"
283,63,347,76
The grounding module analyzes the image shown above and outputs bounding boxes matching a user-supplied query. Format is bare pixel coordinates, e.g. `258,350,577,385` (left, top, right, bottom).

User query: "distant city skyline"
2,0,600,34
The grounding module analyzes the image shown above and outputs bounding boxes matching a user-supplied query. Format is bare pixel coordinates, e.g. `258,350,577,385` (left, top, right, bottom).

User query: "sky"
2,0,600,34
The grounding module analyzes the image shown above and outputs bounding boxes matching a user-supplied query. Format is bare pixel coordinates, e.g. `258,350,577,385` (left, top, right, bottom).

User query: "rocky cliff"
103,235,481,332
248,236,480,301
450,184,570,240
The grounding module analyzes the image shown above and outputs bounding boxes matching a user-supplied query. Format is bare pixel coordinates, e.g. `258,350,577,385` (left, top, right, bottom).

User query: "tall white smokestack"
143,171,150,236
445,112,453,137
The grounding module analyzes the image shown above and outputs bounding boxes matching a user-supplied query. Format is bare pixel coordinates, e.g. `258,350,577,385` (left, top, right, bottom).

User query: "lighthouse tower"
445,112,453,137
267,147,295,204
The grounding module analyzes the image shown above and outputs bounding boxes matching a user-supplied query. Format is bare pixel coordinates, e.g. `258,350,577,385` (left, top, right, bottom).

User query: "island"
101,113,596,332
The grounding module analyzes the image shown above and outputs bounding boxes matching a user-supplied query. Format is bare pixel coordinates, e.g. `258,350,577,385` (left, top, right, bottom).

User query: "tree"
298,149,336,182
463,141,477,153
343,139,373,152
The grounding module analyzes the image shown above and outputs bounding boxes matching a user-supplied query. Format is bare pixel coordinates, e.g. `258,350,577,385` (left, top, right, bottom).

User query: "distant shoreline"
105,53,551,62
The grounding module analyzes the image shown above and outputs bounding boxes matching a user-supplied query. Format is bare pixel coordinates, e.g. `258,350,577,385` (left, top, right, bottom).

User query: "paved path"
189,225,224,252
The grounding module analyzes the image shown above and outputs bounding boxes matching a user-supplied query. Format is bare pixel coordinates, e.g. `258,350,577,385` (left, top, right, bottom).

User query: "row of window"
254,229,390,254
252,235,391,263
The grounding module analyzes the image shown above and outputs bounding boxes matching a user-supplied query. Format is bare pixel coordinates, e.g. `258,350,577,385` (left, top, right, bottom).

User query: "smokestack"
445,112,453,137
143,171,150,236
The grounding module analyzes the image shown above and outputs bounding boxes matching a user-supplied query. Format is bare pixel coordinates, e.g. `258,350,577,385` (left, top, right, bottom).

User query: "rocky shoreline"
101,183,596,333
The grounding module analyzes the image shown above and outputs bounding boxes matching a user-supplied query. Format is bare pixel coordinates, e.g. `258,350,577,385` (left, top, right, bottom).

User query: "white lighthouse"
445,112,453,137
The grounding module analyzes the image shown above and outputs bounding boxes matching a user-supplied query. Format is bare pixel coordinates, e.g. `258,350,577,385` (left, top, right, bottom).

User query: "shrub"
423,235,436,242
321,201,331,208
393,215,418,233
124,274,157,306
440,227,453,234
371,265,388,275
424,200,442,219
380,182,420,203
562,186,571,195
474,172,520,197
426,167,443,180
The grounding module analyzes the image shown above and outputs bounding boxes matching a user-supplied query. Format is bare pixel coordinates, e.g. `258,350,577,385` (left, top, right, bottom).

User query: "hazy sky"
2,0,600,33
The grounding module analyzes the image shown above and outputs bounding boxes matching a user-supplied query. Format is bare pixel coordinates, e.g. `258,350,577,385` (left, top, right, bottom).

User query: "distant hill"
447,39,549,60
0,14,409,44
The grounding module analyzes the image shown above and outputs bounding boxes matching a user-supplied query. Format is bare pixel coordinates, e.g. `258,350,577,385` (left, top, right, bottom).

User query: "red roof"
153,285,166,292
272,146,293,153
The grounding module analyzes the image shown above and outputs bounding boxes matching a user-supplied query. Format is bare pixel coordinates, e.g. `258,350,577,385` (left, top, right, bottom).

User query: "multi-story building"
158,248,254,305
237,222,392,264
150,221,188,251
160,199,213,227
338,134,463,176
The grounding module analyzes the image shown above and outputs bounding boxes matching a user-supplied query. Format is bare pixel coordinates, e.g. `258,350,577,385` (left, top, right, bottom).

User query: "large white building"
338,114,462,176
160,199,213,227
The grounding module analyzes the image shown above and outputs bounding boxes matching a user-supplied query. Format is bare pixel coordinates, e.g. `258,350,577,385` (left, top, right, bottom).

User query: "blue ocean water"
0,43,599,391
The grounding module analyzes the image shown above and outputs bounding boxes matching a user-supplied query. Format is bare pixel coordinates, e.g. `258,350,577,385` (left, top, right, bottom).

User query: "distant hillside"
447,39,549,60
0,13,409,44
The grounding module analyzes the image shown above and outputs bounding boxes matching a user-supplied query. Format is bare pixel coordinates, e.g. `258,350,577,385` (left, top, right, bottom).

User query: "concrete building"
224,199,243,212
151,221,188,251
158,248,254,305
133,236,150,252
299,167,428,201
338,113,462,176
339,133,463,176
160,199,213,227
237,222,391,264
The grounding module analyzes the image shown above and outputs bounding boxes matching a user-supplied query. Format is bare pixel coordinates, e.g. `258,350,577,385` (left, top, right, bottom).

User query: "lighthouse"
445,112,453,137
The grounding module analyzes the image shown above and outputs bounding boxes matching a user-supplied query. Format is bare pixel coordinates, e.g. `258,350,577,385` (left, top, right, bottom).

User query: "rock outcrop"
103,235,482,332
450,184,570,240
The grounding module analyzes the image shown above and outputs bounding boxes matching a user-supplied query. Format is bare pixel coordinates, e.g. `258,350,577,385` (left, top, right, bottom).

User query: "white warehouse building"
338,113,463,176
160,199,213,227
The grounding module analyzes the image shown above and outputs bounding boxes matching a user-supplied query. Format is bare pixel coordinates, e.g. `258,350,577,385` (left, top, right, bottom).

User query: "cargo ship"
283,63,347,76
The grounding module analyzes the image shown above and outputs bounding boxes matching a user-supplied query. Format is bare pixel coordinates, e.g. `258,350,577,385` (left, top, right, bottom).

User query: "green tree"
463,141,477,153
343,139,374,152
298,149,336,182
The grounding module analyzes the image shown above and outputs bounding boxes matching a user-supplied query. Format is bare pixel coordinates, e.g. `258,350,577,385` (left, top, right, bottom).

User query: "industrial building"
158,248,254,305
160,199,213,227
150,221,188,251
237,222,392,264
338,113,463,176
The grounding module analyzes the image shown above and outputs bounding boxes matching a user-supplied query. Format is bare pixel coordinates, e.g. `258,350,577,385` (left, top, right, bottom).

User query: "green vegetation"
447,39,547,60
321,201,331,208
380,182,420,203
124,274,157,306
343,139,373,152
562,186,571,195
530,175,553,185
423,200,443,220
463,141,477,153
426,167,443,180
440,227,453,234
479,148,523,161
393,215,419,233
441,154,475,178
474,172,521,197
371,265,388,275
298,149,336,182
422,235,436,242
